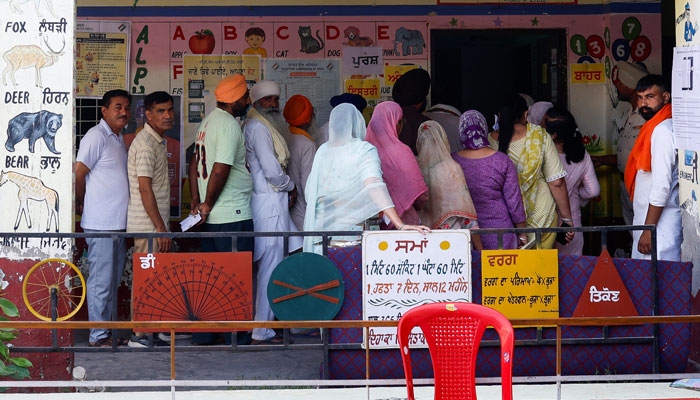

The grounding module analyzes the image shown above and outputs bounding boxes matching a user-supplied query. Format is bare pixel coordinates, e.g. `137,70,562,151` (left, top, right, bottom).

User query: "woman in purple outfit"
452,110,527,249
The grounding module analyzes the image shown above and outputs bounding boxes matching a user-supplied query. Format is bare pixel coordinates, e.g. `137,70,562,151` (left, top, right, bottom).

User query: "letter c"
276,26,288,40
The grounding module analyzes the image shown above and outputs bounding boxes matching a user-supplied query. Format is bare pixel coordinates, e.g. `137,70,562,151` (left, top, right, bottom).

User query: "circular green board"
268,252,344,321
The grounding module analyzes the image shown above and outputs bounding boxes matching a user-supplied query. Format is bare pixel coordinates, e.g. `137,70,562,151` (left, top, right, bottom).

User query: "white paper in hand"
180,213,202,232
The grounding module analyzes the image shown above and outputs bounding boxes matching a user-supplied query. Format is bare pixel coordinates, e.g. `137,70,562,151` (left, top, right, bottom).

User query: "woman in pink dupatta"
366,101,428,227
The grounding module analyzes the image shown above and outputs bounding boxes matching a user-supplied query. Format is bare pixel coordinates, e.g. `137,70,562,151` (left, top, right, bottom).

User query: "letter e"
377,25,390,40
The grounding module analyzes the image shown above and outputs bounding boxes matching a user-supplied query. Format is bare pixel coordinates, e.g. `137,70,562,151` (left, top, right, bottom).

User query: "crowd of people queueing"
74,63,678,347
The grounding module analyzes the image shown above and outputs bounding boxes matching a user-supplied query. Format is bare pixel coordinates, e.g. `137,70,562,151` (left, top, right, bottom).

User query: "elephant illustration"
393,27,425,56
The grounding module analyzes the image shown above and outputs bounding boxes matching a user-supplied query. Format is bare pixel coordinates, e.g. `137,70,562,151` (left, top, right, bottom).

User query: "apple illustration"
189,29,216,54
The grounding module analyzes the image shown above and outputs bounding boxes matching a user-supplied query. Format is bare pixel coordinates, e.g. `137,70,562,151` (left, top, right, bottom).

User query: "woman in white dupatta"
303,104,429,254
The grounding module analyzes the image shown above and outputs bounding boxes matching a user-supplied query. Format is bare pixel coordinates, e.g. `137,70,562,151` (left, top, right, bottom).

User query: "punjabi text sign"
570,63,606,84
481,249,559,320
362,230,471,349
182,55,261,150
75,20,130,97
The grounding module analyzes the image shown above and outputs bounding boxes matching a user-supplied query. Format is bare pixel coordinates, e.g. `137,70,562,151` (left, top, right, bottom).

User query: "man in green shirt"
189,74,253,252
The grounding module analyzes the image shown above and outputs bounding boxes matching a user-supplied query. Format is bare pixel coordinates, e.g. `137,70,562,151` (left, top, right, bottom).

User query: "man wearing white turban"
243,80,302,344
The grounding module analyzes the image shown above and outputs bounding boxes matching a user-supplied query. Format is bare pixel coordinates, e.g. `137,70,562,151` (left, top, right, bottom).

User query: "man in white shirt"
625,75,681,261
243,81,302,344
75,90,131,347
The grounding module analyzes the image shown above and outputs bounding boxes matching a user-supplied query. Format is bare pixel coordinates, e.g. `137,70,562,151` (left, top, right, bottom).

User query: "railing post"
556,325,562,400
50,288,58,350
112,234,119,351
651,225,660,374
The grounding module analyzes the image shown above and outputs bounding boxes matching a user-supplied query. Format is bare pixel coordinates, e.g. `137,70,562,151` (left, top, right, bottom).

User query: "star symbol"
450,17,458,27
494,16,503,27
531,17,539,26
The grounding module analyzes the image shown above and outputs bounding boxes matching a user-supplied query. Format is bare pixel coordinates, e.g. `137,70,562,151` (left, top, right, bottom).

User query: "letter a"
173,25,185,41
136,25,149,44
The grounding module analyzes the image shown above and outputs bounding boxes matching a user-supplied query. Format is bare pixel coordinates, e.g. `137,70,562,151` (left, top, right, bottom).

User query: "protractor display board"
132,252,252,332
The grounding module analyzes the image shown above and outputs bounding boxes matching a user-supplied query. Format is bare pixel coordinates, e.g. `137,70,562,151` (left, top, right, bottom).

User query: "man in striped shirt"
126,91,174,347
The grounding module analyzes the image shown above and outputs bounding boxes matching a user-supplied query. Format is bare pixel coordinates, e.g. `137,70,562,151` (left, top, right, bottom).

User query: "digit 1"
367,284,370,294
684,56,694,91
201,145,208,179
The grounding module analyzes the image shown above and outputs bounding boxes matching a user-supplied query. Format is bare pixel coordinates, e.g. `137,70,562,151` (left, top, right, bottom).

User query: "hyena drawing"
0,170,59,232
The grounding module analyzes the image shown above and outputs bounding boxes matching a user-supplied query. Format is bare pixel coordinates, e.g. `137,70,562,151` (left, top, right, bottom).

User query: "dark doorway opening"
431,29,568,125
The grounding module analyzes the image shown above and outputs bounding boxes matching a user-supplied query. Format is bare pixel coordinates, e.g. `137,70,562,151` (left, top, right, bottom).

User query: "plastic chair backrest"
397,302,514,400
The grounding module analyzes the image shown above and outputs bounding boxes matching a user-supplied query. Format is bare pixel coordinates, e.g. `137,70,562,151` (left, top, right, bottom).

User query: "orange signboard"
132,252,253,331
572,250,638,318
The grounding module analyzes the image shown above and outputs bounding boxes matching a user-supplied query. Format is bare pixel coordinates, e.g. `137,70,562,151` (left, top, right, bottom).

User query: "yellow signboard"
384,65,419,86
481,249,559,320
344,78,381,100
571,63,606,84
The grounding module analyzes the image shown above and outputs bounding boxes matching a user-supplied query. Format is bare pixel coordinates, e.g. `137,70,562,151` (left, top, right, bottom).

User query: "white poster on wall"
264,59,340,126
672,46,700,153
0,1,74,260
362,230,471,349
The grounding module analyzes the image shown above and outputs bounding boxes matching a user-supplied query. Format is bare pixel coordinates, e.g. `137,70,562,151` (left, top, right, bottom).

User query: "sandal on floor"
89,337,113,347
89,335,128,347
250,335,292,345
291,329,321,338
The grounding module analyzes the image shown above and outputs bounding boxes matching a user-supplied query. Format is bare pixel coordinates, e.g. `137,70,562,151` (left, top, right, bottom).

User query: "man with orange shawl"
283,94,317,231
624,75,681,261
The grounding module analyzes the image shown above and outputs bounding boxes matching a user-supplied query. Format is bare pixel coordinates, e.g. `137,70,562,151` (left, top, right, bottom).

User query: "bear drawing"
5,110,63,154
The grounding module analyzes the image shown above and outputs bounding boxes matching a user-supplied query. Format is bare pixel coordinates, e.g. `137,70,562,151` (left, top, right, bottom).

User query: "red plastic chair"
397,302,514,400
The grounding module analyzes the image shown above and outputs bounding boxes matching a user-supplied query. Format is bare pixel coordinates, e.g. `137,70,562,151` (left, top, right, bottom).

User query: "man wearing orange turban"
188,74,253,345
283,94,318,234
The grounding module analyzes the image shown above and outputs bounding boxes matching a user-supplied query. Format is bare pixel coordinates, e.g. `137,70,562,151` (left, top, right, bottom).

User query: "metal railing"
0,225,671,395
0,316,696,396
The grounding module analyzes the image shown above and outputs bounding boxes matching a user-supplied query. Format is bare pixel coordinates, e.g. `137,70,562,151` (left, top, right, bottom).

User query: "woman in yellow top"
488,94,574,249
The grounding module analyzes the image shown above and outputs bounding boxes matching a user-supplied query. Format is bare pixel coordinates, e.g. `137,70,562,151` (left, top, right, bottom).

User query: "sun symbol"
378,241,388,251
440,241,450,250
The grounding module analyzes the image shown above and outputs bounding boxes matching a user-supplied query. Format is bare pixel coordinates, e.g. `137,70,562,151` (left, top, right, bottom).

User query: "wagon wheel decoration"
22,258,86,321
132,255,252,326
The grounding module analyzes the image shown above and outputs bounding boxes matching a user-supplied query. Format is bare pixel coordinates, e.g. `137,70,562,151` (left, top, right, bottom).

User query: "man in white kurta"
283,94,318,231
243,80,302,343
627,75,681,261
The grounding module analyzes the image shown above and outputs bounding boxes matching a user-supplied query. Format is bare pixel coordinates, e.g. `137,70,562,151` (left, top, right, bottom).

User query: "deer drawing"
2,35,65,87
0,170,59,232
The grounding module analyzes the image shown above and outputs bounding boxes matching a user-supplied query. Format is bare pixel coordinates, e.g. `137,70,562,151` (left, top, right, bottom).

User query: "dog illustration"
343,26,374,47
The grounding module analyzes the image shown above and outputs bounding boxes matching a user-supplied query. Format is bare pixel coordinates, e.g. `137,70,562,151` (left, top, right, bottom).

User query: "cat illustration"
298,26,324,54
344,26,374,47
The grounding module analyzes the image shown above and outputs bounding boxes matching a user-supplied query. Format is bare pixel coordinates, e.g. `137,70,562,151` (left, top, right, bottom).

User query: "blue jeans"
201,219,254,252
84,229,126,343
193,219,254,345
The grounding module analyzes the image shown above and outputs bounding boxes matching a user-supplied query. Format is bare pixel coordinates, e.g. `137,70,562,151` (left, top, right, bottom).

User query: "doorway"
431,29,568,125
